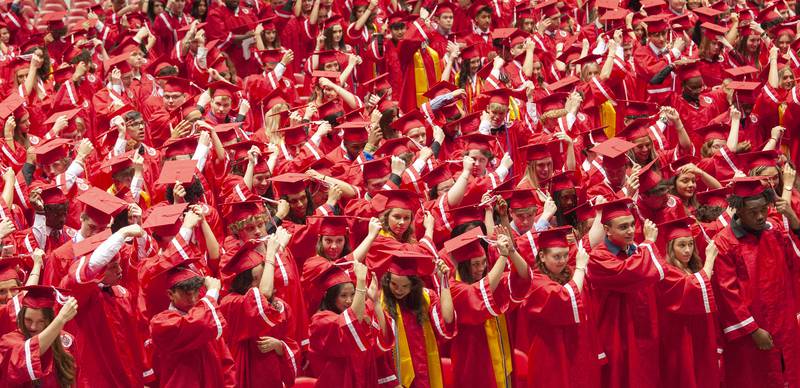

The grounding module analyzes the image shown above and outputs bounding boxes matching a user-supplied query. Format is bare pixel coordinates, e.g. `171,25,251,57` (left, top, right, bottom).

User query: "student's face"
80,216,103,238
101,260,123,285
532,61,543,80
302,0,313,11
467,149,489,176
335,283,355,311
683,77,705,99
487,106,508,127
407,127,426,148
168,286,201,311
757,166,780,189
211,96,233,117
344,140,366,158
686,0,702,8
641,185,669,209
44,205,68,230
366,176,389,194
468,57,481,73
331,25,343,43
632,136,653,163
557,188,577,210
437,12,454,30
0,279,18,305
386,208,412,237
253,173,270,195
42,158,69,177
604,215,636,246
623,43,634,58
391,25,407,40
436,179,455,195
519,18,534,33
708,139,725,154
14,68,27,86
167,0,183,13
668,0,686,11
541,247,570,274
533,157,553,181
468,256,488,281
781,69,796,90
264,29,277,43
475,11,491,30
285,191,309,218
511,207,536,232
163,91,186,111
238,219,268,240
582,63,600,80
23,308,49,336
670,237,694,264
0,28,9,43
389,274,412,299
606,163,628,186
321,235,346,259
746,35,760,53
125,116,146,142
649,31,667,49
674,172,696,199
323,61,340,71
777,34,793,53
322,86,338,100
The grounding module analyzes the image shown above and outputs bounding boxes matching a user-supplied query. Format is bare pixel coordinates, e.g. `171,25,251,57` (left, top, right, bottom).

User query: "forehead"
390,274,410,285
742,197,768,210
610,215,635,226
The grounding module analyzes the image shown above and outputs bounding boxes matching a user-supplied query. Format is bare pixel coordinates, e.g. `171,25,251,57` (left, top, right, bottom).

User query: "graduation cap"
0,257,22,281
578,126,609,147
304,261,352,297
656,217,694,247
362,73,391,92
548,75,581,94
104,53,133,76
701,22,728,40
391,110,427,135
757,3,781,25
151,258,204,289
308,215,351,235
636,160,664,192
387,10,411,25
43,108,82,125
322,14,345,30
221,200,265,225
619,118,654,141
535,225,572,249
521,141,556,161
142,203,189,236
160,76,192,94
694,7,723,24
709,0,729,12
724,65,759,80
423,81,458,99
374,137,412,156
214,122,244,144
34,138,72,166
40,11,67,27
161,136,199,159
495,189,539,209
730,176,770,197
443,227,486,262
695,187,731,207
208,80,241,104
13,285,69,309
592,137,635,167
270,173,309,197
738,149,780,171
421,163,454,188
460,44,482,60
564,201,597,222
534,92,569,112
643,15,670,33
697,122,728,142
0,93,25,120
156,159,198,186
51,66,75,85
445,112,481,135
77,187,129,226
100,151,135,175
448,202,485,225
468,0,494,17
534,0,560,18
220,239,266,286
371,189,421,213
727,81,761,105
620,99,659,118
317,99,343,119
596,197,634,223
337,121,370,143
543,170,578,192
275,124,309,145
670,14,693,32
313,50,339,66
459,133,496,151
640,0,666,13
362,157,392,180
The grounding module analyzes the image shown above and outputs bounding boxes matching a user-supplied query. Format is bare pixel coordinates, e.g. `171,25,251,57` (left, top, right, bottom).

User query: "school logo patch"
703,96,712,104
667,196,677,208
87,74,96,83
29,136,39,145
577,112,586,121
77,181,89,191
750,114,758,123
147,147,156,156
60,333,73,348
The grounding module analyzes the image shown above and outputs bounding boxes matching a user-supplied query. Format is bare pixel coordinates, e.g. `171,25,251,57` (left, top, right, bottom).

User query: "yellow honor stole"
383,291,443,388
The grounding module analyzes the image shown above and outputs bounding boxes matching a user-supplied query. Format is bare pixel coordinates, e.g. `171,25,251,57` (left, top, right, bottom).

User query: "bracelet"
575,267,587,272
265,260,275,266
785,187,793,192
355,288,367,293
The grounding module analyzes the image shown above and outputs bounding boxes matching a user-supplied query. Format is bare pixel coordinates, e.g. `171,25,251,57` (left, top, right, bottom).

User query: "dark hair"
156,65,179,77
110,209,130,233
644,179,672,196
123,110,143,122
323,25,346,50
450,221,486,239
166,177,205,204
727,188,777,210
378,107,398,135
553,189,578,227
389,22,407,30
670,174,699,208
282,188,315,224
17,307,76,388
231,264,264,295
190,0,208,20
23,47,51,80
455,243,488,284
694,204,725,222
381,273,427,324
319,282,351,313
170,275,204,293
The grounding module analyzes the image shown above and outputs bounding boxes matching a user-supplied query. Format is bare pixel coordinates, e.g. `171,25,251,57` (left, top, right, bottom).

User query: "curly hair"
381,273,428,324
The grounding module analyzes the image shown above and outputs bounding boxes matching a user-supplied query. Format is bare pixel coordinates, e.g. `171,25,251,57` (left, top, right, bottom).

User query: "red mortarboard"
142,203,189,236
564,201,597,222
323,15,344,30
100,151,134,175
730,176,769,197
460,44,482,60
337,121,370,143
469,0,494,17
592,137,635,167
521,141,554,161
275,124,309,145
448,202,485,225
313,50,339,66
641,0,666,13
445,112,481,134
43,108,81,125
534,0,560,18
636,159,664,192
152,258,203,289
104,53,132,76
757,3,781,25
543,170,578,192
643,15,670,33
309,262,353,293
535,225,572,249
709,0,729,12
480,88,520,106
374,137,412,156
727,81,761,104
77,187,129,225
695,187,731,207
38,183,67,205
694,7,723,24
391,110,427,135
579,126,610,147
15,285,69,309
51,66,74,84
0,257,21,281
161,136,198,159
387,10,411,25
496,189,538,209
459,133,495,151
156,159,197,186
209,80,241,102
221,200,264,224
161,76,192,94
371,189,421,213
423,81,457,99
670,14,692,31
317,99,342,119
701,22,728,40
434,2,457,16
597,197,634,223
421,163,453,187
724,65,759,80
697,123,727,142
270,173,309,197
620,118,654,141
548,76,581,94
534,92,569,112
34,138,72,166
221,239,265,286
443,227,486,262
657,217,694,246
309,215,350,235
0,93,24,120
739,149,780,171
362,157,392,180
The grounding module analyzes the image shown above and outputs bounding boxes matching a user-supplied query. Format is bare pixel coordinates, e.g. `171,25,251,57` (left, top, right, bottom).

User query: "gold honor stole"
455,272,513,388
412,46,443,108
109,184,151,207
601,100,617,138
383,291,443,388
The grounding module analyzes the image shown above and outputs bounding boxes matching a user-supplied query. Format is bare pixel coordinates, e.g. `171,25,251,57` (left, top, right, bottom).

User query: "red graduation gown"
655,265,720,388
712,220,800,388
0,330,74,388
525,273,603,388
149,296,237,388
308,305,396,388
449,269,531,388
586,239,664,388
218,292,299,388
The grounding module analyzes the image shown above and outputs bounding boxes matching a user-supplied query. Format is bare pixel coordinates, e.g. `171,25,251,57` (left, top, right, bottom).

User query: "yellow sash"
780,103,789,155
108,184,151,208
383,291,443,388
600,101,617,138
413,47,443,107
455,272,513,387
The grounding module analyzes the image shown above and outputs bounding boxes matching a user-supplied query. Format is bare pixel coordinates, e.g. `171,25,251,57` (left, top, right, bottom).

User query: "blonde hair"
263,103,290,144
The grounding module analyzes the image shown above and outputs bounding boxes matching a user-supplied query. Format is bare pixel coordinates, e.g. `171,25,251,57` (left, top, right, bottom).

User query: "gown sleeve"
426,289,457,340
150,295,228,353
586,241,664,292
0,332,44,384
525,273,584,326
711,237,759,341
657,265,716,315
309,308,376,357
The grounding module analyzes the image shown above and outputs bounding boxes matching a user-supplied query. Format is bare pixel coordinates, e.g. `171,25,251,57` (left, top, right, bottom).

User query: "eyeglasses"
125,121,145,129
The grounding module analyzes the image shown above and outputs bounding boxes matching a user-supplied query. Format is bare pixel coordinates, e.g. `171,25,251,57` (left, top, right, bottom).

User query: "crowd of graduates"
0,0,800,386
